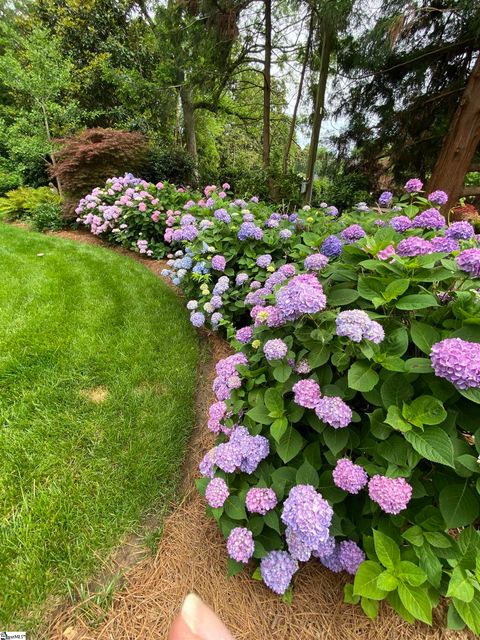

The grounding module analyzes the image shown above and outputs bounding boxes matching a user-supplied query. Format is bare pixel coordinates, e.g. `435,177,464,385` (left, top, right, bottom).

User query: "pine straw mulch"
41,228,472,640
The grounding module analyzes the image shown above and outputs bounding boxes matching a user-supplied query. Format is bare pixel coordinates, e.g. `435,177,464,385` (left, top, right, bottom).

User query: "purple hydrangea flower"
245,487,277,515
377,245,395,260
281,485,333,551
227,527,254,563
210,295,223,310
446,221,475,240
430,236,459,253
397,237,432,257
199,449,215,478
295,359,311,374
315,396,352,428
375,219,387,227
304,253,329,271
256,254,272,268
285,527,313,561
182,225,198,241
336,310,384,344
404,178,423,193
326,206,339,217
340,224,366,244
205,477,229,508
378,191,393,206
312,535,336,560
263,338,288,361
212,255,226,271
412,208,446,230
236,272,249,286
275,274,327,321
320,235,343,257
338,540,365,575
190,311,206,327
235,326,254,343
319,544,343,572
214,208,231,223
390,216,412,233
280,229,293,240
214,426,269,474
213,353,248,401
428,190,448,205
430,338,480,389
292,379,321,409
260,551,298,595
368,475,412,514
456,248,480,277
181,214,196,226
332,458,368,494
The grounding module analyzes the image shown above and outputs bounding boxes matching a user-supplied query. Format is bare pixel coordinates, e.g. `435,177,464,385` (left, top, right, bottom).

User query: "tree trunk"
303,24,332,205
41,102,63,198
179,80,199,184
283,10,314,174
428,55,480,213
262,0,272,171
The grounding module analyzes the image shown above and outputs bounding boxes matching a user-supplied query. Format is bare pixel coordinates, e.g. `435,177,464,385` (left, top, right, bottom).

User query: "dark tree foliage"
49,128,148,217
335,0,480,185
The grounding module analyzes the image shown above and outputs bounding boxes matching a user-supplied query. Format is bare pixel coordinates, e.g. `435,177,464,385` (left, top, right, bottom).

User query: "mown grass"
0,224,199,629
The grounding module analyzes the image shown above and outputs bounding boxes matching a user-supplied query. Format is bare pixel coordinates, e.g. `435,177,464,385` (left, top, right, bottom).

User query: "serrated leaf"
227,557,245,576
344,583,360,604
224,495,247,521
439,482,479,528
348,361,379,392
403,427,454,468
276,427,305,463
396,561,427,587
377,570,398,591
396,293,438,310
402,526,424,547
270,417,288,442
410,321,441,355
373,530,400,570
397,583,432,625
323,427,349,456
264,388,284,417
272,362,292,383
296,459,319,486
361,596,380,619
453,593,480,635
383,278,410,302
353,561,388,600
447,566,475,603
403,395,447,427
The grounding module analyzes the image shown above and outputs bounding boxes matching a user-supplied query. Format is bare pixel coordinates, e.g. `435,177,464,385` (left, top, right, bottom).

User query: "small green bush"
0,170,22,197
30,202,63,232
0,186,61,220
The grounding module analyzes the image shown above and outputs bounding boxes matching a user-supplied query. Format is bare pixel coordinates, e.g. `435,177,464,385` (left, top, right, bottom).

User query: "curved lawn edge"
0,224,200,630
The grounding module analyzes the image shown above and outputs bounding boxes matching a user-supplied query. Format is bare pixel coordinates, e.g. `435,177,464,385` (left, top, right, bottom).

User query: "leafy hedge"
76,177,480,634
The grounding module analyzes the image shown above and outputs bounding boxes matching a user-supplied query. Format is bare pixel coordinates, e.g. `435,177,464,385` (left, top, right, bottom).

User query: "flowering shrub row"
77,177,480,633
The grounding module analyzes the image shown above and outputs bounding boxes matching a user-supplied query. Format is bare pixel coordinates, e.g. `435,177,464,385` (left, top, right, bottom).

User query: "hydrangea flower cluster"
390,215,412,232
226,527,254,563
205,477,229,507
340,224,366,243
281,485,333,561
304,253,329,272
256,254,272,268
292,379,321,408
428,190,448,205
245,488,277,514
260,551,299,595
315,396,352,428
368,475,412,514
378,191,393,206
235,326,254,343
412,208,445,230
263,339,289,361
404,178,423,193
445,221,474,240
275,274,327,321
336,310,385,343
213,426,269,474
332,458,368,494
212,353,248,400
320,235,343,257
396,237,432,257
430,338,480,389
430,236,459,253
456,248,480,278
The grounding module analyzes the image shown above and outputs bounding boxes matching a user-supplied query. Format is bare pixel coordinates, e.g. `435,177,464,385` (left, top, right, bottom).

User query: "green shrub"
0,187,61,220
30,202,63,232
0,170,22,197
143,147,197,186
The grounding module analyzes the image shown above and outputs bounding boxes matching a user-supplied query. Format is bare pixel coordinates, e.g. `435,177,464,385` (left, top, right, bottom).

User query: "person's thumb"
168,593,235,640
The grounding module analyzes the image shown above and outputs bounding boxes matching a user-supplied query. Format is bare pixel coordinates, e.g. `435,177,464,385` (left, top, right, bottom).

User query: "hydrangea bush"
195,189,480,634
76,173,190,257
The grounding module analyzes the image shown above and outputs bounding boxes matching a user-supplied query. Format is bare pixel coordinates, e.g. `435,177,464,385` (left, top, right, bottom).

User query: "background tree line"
0,0,479,208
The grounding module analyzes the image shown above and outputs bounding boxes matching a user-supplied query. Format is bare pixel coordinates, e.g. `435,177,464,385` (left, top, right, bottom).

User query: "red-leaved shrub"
49,128,148,218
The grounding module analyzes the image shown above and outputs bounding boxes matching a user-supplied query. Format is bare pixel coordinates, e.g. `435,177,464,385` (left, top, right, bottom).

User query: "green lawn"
0,224,199,628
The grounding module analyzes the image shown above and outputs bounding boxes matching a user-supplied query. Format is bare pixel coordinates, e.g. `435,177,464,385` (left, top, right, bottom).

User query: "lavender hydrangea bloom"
213,353,247,401
214,208,231,223
275,274,327,321
315,396,352,428
430,338,480,389
186,300,198,310
236,272,249,286
245,488,277,515
205,477,229,508
190,311,205,327
326,206,339,217
336,310,384,344
304,253,329,271
368,475,412,514
338,540,365,575
263,338,288,361
212,255,226,271
227,527,254,563
428,190,448,205
333,458,368,494
340,224,366,243
397,237,432,257
214,426,269,474
279,229,293,240
292,379,321,409
378,191,393,206
456,248,480,277
312,535,336,560
261,551,298,595
281,485,333,550
446,221,475,240
211,312,223,325
182,225,199,241
390,216,412,232
199,449,215,478
320,235,343,257
235,326,254,343
285,527,314,561
295,359,311,374
404,178,423,193
256,254,272,268
319,545,343,572
412,208,446,230
430,236,459,253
